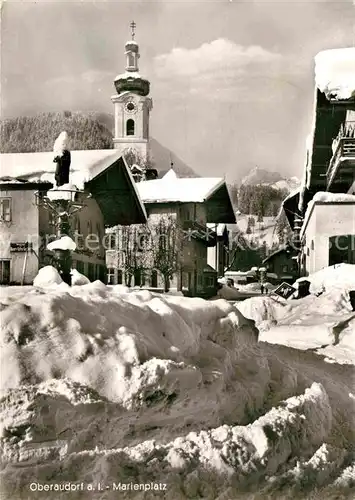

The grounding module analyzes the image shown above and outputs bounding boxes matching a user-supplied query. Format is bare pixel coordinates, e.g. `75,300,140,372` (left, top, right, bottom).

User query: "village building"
262,246,299,284
0,153,146,285
282,48,355,275
0,22,235,291
106,169,235,297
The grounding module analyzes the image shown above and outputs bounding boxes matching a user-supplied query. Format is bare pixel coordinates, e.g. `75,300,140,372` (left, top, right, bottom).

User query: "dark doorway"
151,269,158,288
0,260,10,285
329,235,355,266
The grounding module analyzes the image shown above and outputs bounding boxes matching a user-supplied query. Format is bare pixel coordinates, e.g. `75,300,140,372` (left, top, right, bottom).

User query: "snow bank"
237,281,276,292
47,235,77,251
315,47,355,100
71,269,90,285
237,296,286,332
237,266,355,364
0,285,260,409
297,263,355,295
33,266,63,287
1,282,355,498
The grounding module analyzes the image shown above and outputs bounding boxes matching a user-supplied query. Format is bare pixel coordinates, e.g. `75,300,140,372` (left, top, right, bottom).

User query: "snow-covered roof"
162,168,178,181
0,150,123,190
136,175,225,203
301,192,355,237
262,246,294,263
0,149,147,225
114,71,143,80
311,192,355,204
315,48,355,100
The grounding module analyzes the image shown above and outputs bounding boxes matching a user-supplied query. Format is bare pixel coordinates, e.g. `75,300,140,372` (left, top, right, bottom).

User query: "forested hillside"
228,183,288,217
0,111,198,178
0,112,114,153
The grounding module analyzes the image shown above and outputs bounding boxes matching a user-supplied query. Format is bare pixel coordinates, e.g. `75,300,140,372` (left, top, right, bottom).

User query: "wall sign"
274,282,297,300
10,242,33,252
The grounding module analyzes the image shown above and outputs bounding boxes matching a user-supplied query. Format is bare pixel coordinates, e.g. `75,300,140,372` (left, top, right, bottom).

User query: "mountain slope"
241,167,283,186
241,167,300,192
149,138,198,178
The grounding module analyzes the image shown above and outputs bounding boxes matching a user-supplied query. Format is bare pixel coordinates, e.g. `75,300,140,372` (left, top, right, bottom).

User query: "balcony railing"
182,220,217,246
327,123,355,188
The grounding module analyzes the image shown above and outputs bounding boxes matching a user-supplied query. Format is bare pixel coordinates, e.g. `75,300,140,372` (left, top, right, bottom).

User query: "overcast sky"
1,0,354,181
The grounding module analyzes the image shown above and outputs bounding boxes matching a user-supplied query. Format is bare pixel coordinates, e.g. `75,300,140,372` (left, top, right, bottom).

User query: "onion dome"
114,22,150,96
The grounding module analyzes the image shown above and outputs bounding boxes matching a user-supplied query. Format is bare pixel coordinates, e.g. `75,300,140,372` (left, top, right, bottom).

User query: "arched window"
126,119,135,136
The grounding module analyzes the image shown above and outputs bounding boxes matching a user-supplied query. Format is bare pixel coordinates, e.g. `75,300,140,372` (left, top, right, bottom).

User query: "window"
136,233,149,252
204,275,215,287
117,269,123,285
0,260,10,285
0,198,12,222
96,265,102,282
75,216,81,234
76,260,85,275
134,269,141,287
107,267,115,285
151,269,158,288
107,233,118,250
329,235,355,266
96,222,102,242
88,263,95,281
126,119,135,136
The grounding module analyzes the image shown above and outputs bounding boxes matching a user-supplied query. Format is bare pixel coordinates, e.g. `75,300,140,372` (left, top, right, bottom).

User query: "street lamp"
251,266,267,285
35,188,89,285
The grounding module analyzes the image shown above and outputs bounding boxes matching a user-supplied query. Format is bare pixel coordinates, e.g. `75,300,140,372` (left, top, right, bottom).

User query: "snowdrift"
1,278,355,499
237,265,355,365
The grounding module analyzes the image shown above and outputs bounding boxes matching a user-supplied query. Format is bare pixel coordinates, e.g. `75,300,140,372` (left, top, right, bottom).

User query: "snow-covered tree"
276,211,292,245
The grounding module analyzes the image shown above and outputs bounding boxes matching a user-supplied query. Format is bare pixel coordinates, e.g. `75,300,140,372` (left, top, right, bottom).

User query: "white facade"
300,202,355,275
111,92,152,161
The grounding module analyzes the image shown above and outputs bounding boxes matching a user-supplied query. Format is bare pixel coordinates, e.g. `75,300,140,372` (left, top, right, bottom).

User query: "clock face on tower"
125,101,136,113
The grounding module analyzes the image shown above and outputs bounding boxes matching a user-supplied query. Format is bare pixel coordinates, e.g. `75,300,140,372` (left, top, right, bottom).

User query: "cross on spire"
130,20,136,40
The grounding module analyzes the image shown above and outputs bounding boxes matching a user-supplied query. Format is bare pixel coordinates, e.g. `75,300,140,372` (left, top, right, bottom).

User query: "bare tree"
120,224,152,286
151,215,182,292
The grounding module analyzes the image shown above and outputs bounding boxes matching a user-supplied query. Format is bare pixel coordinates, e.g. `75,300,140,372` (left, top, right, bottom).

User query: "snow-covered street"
0,265,354,499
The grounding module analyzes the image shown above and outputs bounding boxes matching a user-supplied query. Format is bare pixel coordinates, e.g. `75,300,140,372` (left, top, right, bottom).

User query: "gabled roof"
136,174,236,223
0,150,123,188
136,175,225,203
0,150,146,226
263,246,292,263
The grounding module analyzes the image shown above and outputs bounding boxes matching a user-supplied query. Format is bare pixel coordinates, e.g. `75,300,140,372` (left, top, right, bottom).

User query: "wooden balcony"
327,136,355,191
182,220,217,247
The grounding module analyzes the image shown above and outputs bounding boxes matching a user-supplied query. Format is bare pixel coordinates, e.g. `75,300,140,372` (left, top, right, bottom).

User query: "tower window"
126,119,135,136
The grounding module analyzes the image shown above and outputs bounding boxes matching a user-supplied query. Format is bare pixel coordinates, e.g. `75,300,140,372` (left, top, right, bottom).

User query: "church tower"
111,22,152,163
